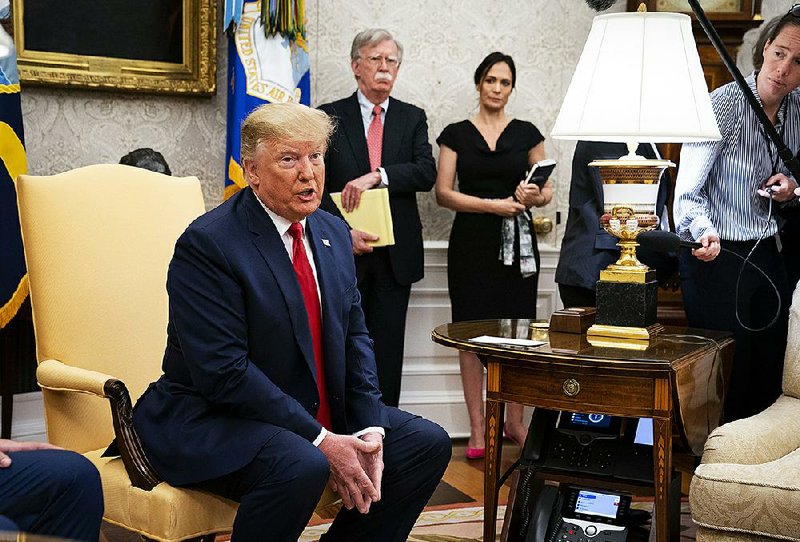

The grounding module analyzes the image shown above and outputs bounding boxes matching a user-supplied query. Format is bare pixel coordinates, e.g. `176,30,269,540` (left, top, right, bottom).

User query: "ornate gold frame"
11,0,216,96
628,0,762,20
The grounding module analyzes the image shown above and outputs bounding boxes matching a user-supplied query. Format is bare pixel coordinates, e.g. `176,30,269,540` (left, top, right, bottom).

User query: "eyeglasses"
360,55,400,68
789,3,800,16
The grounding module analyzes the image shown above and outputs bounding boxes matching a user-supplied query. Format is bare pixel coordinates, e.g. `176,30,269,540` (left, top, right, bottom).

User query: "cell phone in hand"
524,158,557,188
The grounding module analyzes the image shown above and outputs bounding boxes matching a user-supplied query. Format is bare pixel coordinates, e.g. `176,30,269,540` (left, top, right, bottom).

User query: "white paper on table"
468,335,546,348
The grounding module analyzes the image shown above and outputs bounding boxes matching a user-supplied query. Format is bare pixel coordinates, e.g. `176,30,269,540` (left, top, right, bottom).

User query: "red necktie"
367,104,383,171
288,222,331,430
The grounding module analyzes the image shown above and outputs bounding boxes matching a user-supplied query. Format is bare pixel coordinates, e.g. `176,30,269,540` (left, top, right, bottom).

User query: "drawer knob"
562,378,581,397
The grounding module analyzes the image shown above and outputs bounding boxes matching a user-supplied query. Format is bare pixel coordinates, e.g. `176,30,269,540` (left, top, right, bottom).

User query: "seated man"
0,439,103,541
132,103,451,542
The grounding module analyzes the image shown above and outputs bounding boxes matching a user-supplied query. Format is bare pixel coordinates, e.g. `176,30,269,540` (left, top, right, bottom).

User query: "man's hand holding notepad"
330,188,395,247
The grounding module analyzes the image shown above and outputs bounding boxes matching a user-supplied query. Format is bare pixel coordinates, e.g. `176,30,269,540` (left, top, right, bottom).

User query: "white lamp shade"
551,11,721,143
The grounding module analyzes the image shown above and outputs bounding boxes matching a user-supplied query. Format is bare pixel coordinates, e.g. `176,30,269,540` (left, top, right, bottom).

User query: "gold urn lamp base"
586,157,674,342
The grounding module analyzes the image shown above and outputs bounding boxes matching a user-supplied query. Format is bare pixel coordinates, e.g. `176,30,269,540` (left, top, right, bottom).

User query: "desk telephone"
529,484,631,542
542,412,654,483
508,410,654,541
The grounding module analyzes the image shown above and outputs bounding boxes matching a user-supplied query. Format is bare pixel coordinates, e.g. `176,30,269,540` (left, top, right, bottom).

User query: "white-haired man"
318,29,436,408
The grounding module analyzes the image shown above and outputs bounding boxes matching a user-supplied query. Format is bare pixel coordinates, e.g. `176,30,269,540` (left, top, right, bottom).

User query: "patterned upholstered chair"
690,283,800,541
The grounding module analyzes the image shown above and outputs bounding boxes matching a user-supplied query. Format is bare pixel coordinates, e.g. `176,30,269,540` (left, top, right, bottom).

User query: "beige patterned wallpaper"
19,0,778,242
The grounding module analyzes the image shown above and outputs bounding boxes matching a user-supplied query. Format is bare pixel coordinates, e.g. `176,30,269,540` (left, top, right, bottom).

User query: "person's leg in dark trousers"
322,408,451,542
744,241,789,416
193,430,330,542
679,240,788,422
0,449,103,542
558,284,596,308
356,250,412,407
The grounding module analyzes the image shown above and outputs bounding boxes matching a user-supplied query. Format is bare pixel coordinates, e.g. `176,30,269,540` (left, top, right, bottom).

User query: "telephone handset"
524,483,562,542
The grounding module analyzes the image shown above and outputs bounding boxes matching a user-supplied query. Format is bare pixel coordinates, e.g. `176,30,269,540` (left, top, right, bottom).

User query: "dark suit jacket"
555,141,677,291
318,93,436,286
132,187,390,486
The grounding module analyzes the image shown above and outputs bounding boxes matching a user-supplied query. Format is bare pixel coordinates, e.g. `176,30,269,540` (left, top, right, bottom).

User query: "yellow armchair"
17,165,238,541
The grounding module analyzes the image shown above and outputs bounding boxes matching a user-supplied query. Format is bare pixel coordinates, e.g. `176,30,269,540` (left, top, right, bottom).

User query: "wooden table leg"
484,398,505,542
652,415,673,542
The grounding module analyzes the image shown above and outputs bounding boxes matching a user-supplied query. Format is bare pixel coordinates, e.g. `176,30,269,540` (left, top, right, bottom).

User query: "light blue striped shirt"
675,73,800,242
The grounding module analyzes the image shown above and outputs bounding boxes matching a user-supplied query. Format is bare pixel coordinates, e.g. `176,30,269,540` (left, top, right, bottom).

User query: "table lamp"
552,4,720,341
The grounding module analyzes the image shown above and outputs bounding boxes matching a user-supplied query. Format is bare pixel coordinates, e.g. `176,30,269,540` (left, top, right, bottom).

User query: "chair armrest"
701,395,800,465
37,359,162,491
37,358,114,396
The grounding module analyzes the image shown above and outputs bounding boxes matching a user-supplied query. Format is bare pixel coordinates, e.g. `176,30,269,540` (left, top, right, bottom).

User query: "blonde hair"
240,103,335,162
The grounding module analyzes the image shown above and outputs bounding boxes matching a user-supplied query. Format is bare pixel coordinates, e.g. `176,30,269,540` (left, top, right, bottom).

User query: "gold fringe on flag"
261,0,305,40
0,274,28,329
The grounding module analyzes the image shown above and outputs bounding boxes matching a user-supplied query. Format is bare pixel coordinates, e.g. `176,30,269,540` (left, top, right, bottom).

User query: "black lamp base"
595,279,658,328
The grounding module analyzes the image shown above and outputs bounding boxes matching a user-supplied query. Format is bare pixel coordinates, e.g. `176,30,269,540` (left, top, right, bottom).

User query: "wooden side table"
432,319,733,542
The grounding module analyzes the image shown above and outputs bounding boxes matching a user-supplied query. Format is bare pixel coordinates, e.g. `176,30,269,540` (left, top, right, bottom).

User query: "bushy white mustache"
375,72,393,82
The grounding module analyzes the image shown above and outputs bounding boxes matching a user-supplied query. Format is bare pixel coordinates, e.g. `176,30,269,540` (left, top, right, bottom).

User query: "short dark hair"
119,148,172,176
753,13,800,69
474,52,516,88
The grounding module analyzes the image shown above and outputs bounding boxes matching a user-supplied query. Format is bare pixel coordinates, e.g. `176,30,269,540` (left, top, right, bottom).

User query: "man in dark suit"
555,141,677,308
318,29,436,407
132,103,450,542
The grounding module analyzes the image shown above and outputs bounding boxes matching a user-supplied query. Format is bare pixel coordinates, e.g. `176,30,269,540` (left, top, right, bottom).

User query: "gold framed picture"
11,0,216,96
628,0,761,20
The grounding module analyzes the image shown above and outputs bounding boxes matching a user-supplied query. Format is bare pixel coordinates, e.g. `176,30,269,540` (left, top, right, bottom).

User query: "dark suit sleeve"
383,108,436,194
167,227,323,442
319,188,346,223
318,102,349,222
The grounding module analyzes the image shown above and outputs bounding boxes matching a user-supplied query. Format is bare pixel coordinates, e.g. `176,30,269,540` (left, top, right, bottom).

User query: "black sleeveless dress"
436,119,545,322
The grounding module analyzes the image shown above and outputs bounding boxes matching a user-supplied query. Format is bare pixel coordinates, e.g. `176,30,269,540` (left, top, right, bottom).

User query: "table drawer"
494,363,657,414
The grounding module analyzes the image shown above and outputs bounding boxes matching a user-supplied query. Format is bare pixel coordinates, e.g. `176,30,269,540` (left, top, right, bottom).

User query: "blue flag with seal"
0,9,29,328
224,0,310,199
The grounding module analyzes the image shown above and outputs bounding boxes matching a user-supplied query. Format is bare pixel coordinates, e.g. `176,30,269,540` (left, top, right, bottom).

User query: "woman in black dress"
435,52,553,458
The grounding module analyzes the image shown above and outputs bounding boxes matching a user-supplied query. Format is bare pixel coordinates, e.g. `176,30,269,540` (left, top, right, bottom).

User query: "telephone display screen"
634,418,654,446
575,490,621,519
569,412,612,429
556,411,620,436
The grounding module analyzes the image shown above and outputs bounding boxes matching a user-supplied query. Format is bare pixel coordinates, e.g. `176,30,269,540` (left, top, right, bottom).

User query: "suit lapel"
342,93,372,174
243,190,317,378
382,97,404,166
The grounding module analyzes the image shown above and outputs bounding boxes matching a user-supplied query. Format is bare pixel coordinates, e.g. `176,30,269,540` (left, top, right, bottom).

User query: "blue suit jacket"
133,187,390,486
555,141,677,291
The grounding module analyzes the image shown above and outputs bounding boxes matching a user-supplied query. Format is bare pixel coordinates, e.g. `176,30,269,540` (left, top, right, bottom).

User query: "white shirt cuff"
377,167,388,187
353,426,385,439
312,426,385,446
312,427,328,447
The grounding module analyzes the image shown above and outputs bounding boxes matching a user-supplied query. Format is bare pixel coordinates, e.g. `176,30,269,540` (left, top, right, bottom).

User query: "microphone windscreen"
585,0,619,11
636,230,681,253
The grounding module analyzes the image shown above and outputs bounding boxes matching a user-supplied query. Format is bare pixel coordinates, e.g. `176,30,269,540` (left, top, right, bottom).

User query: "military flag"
224,0,310,199
0,8,28,328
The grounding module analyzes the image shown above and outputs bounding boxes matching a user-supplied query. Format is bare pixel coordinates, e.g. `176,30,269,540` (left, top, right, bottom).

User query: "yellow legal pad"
330,188,395,247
